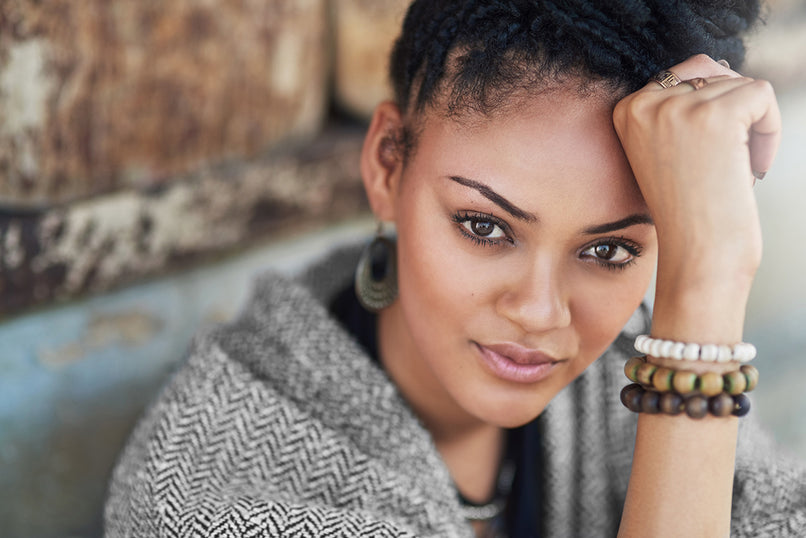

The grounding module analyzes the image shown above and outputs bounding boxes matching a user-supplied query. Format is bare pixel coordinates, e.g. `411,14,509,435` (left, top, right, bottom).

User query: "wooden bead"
651,367,675,392
624,357,644,383
733,394,752,417
636,362,657,386
741,365,759,392
699,371,724,397
672,370,698,395
620,384,644,412
723,370,747,395
659,392,684,415
640,390,661,414
685,395,709,419
708,393,734,417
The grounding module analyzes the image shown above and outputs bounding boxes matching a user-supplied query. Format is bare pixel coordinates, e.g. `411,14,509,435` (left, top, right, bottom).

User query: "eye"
462,219,506,239
581,238,642,269
451,211,514,246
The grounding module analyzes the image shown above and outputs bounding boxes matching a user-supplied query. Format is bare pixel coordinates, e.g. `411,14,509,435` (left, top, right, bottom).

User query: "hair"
389,0,762,121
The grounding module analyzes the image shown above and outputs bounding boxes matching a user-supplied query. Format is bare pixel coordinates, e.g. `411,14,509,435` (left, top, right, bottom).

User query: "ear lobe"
360,101,405,222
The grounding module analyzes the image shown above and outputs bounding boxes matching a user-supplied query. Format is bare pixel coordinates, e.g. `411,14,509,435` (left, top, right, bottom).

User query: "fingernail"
717,59,730,69
753,170,767,181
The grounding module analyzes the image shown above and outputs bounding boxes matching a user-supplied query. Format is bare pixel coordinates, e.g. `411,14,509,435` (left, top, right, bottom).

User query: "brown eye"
582,241,635,266
471,220,495,236
462,219,505,239
453,212,511,245
595,244,616,260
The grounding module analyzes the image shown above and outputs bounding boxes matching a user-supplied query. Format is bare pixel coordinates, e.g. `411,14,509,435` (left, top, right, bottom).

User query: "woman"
105,1,805,536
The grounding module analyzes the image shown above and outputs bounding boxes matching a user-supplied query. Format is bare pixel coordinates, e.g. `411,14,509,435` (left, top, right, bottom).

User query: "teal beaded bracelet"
624,356,759,397
620,383,751,419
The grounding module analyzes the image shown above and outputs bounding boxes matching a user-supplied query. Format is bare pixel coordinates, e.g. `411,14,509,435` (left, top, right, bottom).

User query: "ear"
360,101,406,222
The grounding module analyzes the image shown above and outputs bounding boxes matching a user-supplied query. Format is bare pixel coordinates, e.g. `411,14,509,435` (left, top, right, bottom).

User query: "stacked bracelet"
621,383,751,419
634,334,756,363
621,356,758,419
624,356,759,396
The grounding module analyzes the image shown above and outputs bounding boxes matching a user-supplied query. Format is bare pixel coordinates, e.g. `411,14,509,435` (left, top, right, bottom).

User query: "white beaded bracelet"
634,334,756,363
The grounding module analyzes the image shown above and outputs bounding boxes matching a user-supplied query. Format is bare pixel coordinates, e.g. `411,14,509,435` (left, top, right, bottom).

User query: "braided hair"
390,0,761,118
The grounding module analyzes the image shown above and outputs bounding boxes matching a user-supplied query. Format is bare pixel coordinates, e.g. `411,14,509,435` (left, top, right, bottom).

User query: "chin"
465,386,555,429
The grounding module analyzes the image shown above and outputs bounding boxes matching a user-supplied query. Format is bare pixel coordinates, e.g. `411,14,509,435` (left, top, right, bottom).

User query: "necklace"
458,460,515,522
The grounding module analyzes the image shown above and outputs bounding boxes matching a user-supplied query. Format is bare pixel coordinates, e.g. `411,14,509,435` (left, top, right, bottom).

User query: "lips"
475,342,564,384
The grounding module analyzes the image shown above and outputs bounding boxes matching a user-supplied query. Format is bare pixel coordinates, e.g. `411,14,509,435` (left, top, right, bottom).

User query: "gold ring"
651,70,682,89
683,77,709,91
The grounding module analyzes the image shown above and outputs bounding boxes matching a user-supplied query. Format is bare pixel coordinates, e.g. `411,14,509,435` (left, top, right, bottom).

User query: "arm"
612,54,782,537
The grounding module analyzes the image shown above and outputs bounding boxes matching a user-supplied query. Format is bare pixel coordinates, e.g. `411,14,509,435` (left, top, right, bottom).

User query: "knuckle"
690,53,714,67
689,102,723,130
752,79,775,96
613,95,633,123
656,95,685,119
626,91,654,117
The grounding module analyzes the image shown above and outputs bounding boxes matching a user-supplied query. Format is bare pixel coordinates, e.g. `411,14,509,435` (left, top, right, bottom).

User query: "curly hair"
389,0,762,118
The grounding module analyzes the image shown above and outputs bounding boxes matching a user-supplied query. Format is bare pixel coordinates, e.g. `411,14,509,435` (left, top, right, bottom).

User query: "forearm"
618,262,752,538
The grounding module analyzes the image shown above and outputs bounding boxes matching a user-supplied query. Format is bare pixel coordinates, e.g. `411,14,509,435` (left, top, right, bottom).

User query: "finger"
705,79,782,174
749,126,780,176
678,75,749,96
671,54,742,80
641,75,751,102
643,54,743,92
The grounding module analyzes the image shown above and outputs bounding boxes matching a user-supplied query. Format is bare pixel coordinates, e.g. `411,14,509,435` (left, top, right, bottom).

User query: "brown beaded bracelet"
624,356,759,397
620,383,751,418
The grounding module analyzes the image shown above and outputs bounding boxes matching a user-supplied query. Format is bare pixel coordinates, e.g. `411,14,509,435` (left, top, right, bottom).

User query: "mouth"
474,342,565,384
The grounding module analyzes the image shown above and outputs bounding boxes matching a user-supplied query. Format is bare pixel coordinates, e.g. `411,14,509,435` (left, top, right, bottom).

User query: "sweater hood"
210,242,473,535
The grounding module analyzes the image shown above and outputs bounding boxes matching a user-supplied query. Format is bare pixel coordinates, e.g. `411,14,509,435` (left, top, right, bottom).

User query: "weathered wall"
0,1,404,535
0,128,365,314
331,0,410,118
0,0,328,207
0,0,414,317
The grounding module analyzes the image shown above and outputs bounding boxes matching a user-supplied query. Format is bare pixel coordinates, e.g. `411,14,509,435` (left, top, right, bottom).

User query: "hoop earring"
355,223,398,312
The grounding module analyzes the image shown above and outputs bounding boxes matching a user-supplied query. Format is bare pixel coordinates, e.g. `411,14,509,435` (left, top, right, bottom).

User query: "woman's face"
378,88,657,428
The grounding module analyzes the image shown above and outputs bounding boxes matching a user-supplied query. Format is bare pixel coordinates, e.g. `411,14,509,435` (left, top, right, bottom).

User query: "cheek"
395,200,479,335
570,264,654,365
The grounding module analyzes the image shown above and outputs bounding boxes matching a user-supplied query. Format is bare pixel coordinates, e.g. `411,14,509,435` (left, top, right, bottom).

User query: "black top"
331,285,542,538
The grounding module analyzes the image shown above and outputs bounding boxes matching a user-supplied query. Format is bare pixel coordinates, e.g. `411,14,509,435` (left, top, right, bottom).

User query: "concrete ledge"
0,126,367,317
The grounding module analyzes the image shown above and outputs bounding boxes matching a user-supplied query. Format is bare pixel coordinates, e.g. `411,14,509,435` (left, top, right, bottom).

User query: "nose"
495,258,572,334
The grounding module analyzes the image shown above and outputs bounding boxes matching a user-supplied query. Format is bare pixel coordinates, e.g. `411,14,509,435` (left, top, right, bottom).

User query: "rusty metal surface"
0,127,367,316
0,0,328,207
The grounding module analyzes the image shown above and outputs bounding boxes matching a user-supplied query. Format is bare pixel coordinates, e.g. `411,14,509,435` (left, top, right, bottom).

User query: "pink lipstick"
475,342,564,384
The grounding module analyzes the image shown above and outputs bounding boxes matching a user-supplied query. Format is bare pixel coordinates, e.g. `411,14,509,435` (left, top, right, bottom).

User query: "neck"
377,302,505,503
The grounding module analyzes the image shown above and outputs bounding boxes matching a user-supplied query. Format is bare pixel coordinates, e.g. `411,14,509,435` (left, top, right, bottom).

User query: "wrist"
652,264,753,345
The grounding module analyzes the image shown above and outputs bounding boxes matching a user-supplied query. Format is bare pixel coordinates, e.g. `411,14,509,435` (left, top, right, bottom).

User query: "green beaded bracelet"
623,356,759,396
620,383,752,419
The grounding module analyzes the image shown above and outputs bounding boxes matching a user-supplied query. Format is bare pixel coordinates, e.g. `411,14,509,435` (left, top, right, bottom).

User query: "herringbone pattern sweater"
105,245,806,537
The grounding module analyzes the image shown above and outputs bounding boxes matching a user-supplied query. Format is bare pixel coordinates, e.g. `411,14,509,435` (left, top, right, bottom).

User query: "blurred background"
0,0,803,536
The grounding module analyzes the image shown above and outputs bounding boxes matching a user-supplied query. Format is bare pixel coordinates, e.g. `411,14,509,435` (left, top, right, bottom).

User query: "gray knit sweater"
105,245,806,537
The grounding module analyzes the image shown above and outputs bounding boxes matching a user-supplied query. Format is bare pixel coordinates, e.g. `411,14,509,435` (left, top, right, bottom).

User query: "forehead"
407,87,646,221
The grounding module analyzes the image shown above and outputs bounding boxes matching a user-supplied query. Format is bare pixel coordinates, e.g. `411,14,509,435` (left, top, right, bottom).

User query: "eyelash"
581,236,643,271
451,210,514,247
452,211,643,270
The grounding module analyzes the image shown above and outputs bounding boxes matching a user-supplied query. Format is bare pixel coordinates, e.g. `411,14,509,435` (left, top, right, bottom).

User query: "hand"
613,54,781,284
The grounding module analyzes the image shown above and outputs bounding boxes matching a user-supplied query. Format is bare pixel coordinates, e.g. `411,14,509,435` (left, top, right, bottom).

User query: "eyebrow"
583,214,654,234
447,175,538,222
446,175,653,233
